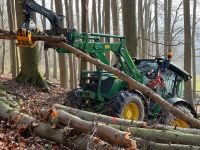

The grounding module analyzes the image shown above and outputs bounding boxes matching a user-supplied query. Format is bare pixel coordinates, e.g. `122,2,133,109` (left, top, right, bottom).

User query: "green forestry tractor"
17,0,197,128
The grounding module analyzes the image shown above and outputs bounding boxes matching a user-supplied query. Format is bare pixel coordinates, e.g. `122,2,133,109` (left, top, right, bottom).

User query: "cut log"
113,125,200,146
53,104,147,128
54,104,200,135
135,138,200,150
40,109,137,149
0,29,200,128
0,96,121,150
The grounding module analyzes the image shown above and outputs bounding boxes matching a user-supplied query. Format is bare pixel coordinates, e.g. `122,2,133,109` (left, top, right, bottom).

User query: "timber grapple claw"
16,28,37,48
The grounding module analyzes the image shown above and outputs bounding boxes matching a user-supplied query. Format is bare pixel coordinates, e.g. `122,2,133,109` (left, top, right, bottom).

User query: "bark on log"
40,109,137,149
54,104,200,135
0,97,120,150
135,138,200,150
152,124,200,135
113,125,200,146
0,29,200,128
53,104,147,128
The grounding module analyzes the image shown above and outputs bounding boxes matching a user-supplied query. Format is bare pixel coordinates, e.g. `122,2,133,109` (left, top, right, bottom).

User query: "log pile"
1,91,200,150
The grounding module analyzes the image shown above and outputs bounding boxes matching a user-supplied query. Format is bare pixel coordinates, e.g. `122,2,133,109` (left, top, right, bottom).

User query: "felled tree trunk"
54,104,200,135
0,29,200,128
53,104,147,128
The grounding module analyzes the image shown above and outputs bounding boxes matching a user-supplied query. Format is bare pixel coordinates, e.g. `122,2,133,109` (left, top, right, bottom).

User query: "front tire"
106,91,145,121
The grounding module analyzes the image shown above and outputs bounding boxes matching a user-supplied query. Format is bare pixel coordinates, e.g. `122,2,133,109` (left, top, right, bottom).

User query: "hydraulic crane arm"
23,0,69,35
17,0,142,82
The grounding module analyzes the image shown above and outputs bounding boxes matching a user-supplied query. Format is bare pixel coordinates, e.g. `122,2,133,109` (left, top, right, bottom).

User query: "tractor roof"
133,58,192,81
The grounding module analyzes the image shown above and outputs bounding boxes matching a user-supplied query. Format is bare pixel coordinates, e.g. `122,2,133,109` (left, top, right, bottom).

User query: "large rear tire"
163,104,194,128
106,91,145,121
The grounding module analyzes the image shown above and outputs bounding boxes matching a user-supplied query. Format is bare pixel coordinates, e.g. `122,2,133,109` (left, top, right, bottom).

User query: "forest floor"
0,74,70,150
0,74,200,149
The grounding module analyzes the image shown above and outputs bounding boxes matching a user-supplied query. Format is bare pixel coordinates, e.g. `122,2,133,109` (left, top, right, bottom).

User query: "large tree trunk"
66,0,76,89
51,0,57,79
192,0,197,101
15,0,47,88
80,0,88,71
138,0,144,58
98,0,102,33
104,0,111,63
42,0,50,80
154,0,159,57
75,0,80,31
1,29,200,128
0,2,5,75
7,0,17,78
54,0,68,89
122,0,137,57
183,0,193,105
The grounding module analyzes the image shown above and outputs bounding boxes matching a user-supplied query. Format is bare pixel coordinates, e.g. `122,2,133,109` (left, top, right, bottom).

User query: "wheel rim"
123,102,139,120
171,118,190,128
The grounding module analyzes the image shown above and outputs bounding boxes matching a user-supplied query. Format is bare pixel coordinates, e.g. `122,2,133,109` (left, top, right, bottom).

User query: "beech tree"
7,0,17,78
0,0,6,74
15,0,47,88
54,0,68,88
42,0,49,80
80,0,89,71
122,0,137,57
183,0,193,105
192,0,197,101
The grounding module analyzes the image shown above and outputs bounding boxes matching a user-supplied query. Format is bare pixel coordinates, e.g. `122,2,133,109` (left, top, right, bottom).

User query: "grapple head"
16,20,38,48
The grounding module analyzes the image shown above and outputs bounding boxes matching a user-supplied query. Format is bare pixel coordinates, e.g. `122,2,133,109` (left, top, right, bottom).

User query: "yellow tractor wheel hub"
123,102,139,120
171,118,190,128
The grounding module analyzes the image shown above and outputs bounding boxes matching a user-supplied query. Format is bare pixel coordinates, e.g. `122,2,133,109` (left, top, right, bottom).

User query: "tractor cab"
133,58,191,100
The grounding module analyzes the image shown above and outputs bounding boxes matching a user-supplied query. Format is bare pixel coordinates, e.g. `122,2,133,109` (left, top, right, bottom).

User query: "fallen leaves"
0,76,69,149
